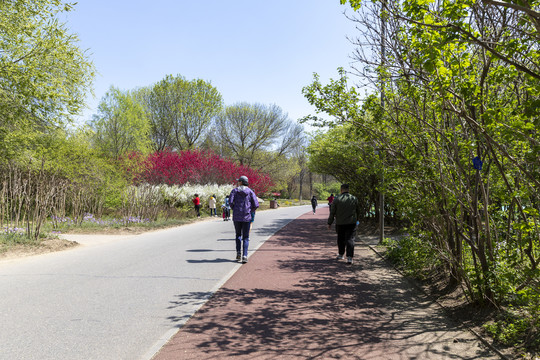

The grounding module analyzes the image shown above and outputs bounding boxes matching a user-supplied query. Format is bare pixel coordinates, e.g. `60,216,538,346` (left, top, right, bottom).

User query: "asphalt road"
0,205,312,360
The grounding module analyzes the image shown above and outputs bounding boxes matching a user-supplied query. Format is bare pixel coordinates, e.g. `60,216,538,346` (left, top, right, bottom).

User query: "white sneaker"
347,257,353,265
336,255,344,260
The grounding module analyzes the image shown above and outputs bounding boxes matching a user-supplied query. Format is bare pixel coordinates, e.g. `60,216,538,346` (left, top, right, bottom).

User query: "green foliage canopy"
0,0,94,128
304,0,540,320
90,86,151,159
142,75,223,151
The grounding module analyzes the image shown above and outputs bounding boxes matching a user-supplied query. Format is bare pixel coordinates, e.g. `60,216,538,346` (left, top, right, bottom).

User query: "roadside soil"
0,226,149,262
0,238,78,261
0,215,212,262
358,222,531,360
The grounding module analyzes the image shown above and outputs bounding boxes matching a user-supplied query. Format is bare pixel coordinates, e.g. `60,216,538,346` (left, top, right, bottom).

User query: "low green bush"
382,234,441,279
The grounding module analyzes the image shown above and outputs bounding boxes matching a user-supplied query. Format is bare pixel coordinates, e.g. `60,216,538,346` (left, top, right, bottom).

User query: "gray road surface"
0,205,312,360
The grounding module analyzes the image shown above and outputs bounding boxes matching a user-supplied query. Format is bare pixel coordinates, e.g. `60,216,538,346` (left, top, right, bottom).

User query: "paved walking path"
151,207,502,360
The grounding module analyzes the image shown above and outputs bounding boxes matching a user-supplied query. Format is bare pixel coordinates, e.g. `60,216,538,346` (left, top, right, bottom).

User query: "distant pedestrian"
192,194,201,218
311,196,318,214
327,184,361,265
327,193,335,207
229,175,259,263
221,195,231,221
209,195,217,217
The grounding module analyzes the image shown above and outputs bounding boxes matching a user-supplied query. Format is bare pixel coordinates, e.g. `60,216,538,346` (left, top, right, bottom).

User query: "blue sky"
65,1,359,127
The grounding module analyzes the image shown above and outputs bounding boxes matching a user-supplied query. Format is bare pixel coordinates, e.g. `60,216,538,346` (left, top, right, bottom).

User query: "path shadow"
186,258,237,264
161,211,498,360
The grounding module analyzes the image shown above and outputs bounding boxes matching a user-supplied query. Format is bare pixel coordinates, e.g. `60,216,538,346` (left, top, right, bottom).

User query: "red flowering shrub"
138,149,274,194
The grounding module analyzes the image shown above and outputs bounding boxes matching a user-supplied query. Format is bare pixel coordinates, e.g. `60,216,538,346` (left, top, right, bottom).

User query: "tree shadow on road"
159,215,499,360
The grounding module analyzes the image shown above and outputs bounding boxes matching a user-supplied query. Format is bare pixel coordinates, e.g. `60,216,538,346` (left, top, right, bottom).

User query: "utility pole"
379,0,387,244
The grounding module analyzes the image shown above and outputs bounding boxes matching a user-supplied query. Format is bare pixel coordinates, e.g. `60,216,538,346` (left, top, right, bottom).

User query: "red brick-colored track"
152,207,500,360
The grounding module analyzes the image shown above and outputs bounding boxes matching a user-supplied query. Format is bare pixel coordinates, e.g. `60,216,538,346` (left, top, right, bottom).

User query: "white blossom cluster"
148,183,235,207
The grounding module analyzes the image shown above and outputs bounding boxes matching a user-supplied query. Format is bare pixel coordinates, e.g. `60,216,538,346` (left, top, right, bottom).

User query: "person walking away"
222,195,231,221
192,194,201,218
229,175,259,263
327,184,361,265
209,195,217,217
327,193,335,207
311,196,318,214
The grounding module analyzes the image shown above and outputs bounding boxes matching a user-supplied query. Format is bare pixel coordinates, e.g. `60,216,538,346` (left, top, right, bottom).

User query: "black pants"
194,205,200,217
336,223,356,258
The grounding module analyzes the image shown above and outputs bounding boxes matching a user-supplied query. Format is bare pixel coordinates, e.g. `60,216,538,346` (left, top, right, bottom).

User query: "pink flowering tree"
139,149,274,195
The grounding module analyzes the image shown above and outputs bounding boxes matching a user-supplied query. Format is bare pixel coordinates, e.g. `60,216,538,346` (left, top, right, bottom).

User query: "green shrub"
483,312,535,348
383,234,440,279
312,182,341,202
489,289,540,351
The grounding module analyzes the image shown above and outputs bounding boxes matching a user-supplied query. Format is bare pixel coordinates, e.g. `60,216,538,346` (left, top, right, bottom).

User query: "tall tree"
90,86,150,159
134,86,174,152
0,0,94,158
303,0,540,309
215,102,304,168
142,75,222,151
175,78,223,149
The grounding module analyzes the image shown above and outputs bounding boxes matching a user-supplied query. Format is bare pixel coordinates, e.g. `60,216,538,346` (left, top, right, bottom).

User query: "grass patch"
0,231,40,250
483,309,540,355
47,215,195,235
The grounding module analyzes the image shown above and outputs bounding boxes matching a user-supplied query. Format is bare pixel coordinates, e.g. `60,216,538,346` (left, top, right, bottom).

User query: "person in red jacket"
327,193,335,207
192,194,201,218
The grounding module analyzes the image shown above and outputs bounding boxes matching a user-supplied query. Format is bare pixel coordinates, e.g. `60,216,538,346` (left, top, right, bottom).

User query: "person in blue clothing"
229,175,259,263
221,195,231,221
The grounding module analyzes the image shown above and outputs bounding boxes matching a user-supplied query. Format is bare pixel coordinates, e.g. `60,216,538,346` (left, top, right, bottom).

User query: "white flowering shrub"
158,183,234,208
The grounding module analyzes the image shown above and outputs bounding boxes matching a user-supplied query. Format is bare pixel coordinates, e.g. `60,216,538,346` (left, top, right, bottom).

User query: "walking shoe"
236,253,241,261
242,256,248,263
336,255,344,260
347,257,353,265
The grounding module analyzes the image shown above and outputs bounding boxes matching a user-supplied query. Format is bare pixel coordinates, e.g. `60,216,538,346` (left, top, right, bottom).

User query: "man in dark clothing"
229,175,259,263
311,196,318,214
327,184,362,265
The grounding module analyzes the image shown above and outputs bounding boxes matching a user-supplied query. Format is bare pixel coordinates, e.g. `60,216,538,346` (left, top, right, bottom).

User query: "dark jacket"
229,186,259,222
328,192,361,226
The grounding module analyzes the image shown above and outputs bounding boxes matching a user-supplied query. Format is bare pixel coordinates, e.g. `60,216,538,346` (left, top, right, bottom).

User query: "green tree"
135,85,174,152
306,122,381,218
215,102,304,168
303,0,540,315
0,0,94,159
90,86,151,159
143,75,223,151
0,0,93,126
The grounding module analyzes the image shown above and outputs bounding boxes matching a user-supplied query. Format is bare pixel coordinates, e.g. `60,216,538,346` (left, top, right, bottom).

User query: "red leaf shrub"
139,149,274,194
